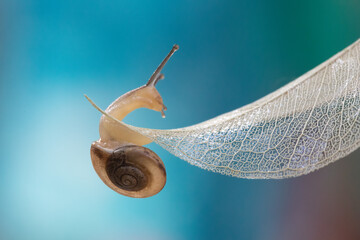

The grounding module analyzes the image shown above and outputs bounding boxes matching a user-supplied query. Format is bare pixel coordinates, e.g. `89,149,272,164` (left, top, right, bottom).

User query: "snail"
87,39,360,198
88,45,178,198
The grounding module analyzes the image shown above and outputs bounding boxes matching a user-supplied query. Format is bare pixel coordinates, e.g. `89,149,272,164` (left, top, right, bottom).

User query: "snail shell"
91,142,166,198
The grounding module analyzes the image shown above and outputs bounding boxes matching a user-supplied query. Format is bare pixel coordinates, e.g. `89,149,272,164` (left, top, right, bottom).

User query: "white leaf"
127,39,360,178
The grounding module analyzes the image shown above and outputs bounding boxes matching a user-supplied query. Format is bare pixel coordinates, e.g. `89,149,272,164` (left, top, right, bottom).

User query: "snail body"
89,45,179,198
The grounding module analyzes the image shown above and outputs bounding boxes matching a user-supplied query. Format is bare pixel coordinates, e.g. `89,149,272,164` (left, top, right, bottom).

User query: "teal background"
1,0,360,239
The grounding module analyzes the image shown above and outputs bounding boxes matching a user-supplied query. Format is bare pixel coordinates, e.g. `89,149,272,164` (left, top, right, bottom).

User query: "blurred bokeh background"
1,0,360,239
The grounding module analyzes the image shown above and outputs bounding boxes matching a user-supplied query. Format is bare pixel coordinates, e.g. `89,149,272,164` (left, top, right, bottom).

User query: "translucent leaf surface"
129,39,360,178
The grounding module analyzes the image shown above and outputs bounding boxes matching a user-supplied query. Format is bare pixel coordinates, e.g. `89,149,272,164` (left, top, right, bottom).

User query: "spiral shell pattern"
106,147,148,191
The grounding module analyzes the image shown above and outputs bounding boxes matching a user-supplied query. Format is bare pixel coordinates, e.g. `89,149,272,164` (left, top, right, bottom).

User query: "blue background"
1,1,360,239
